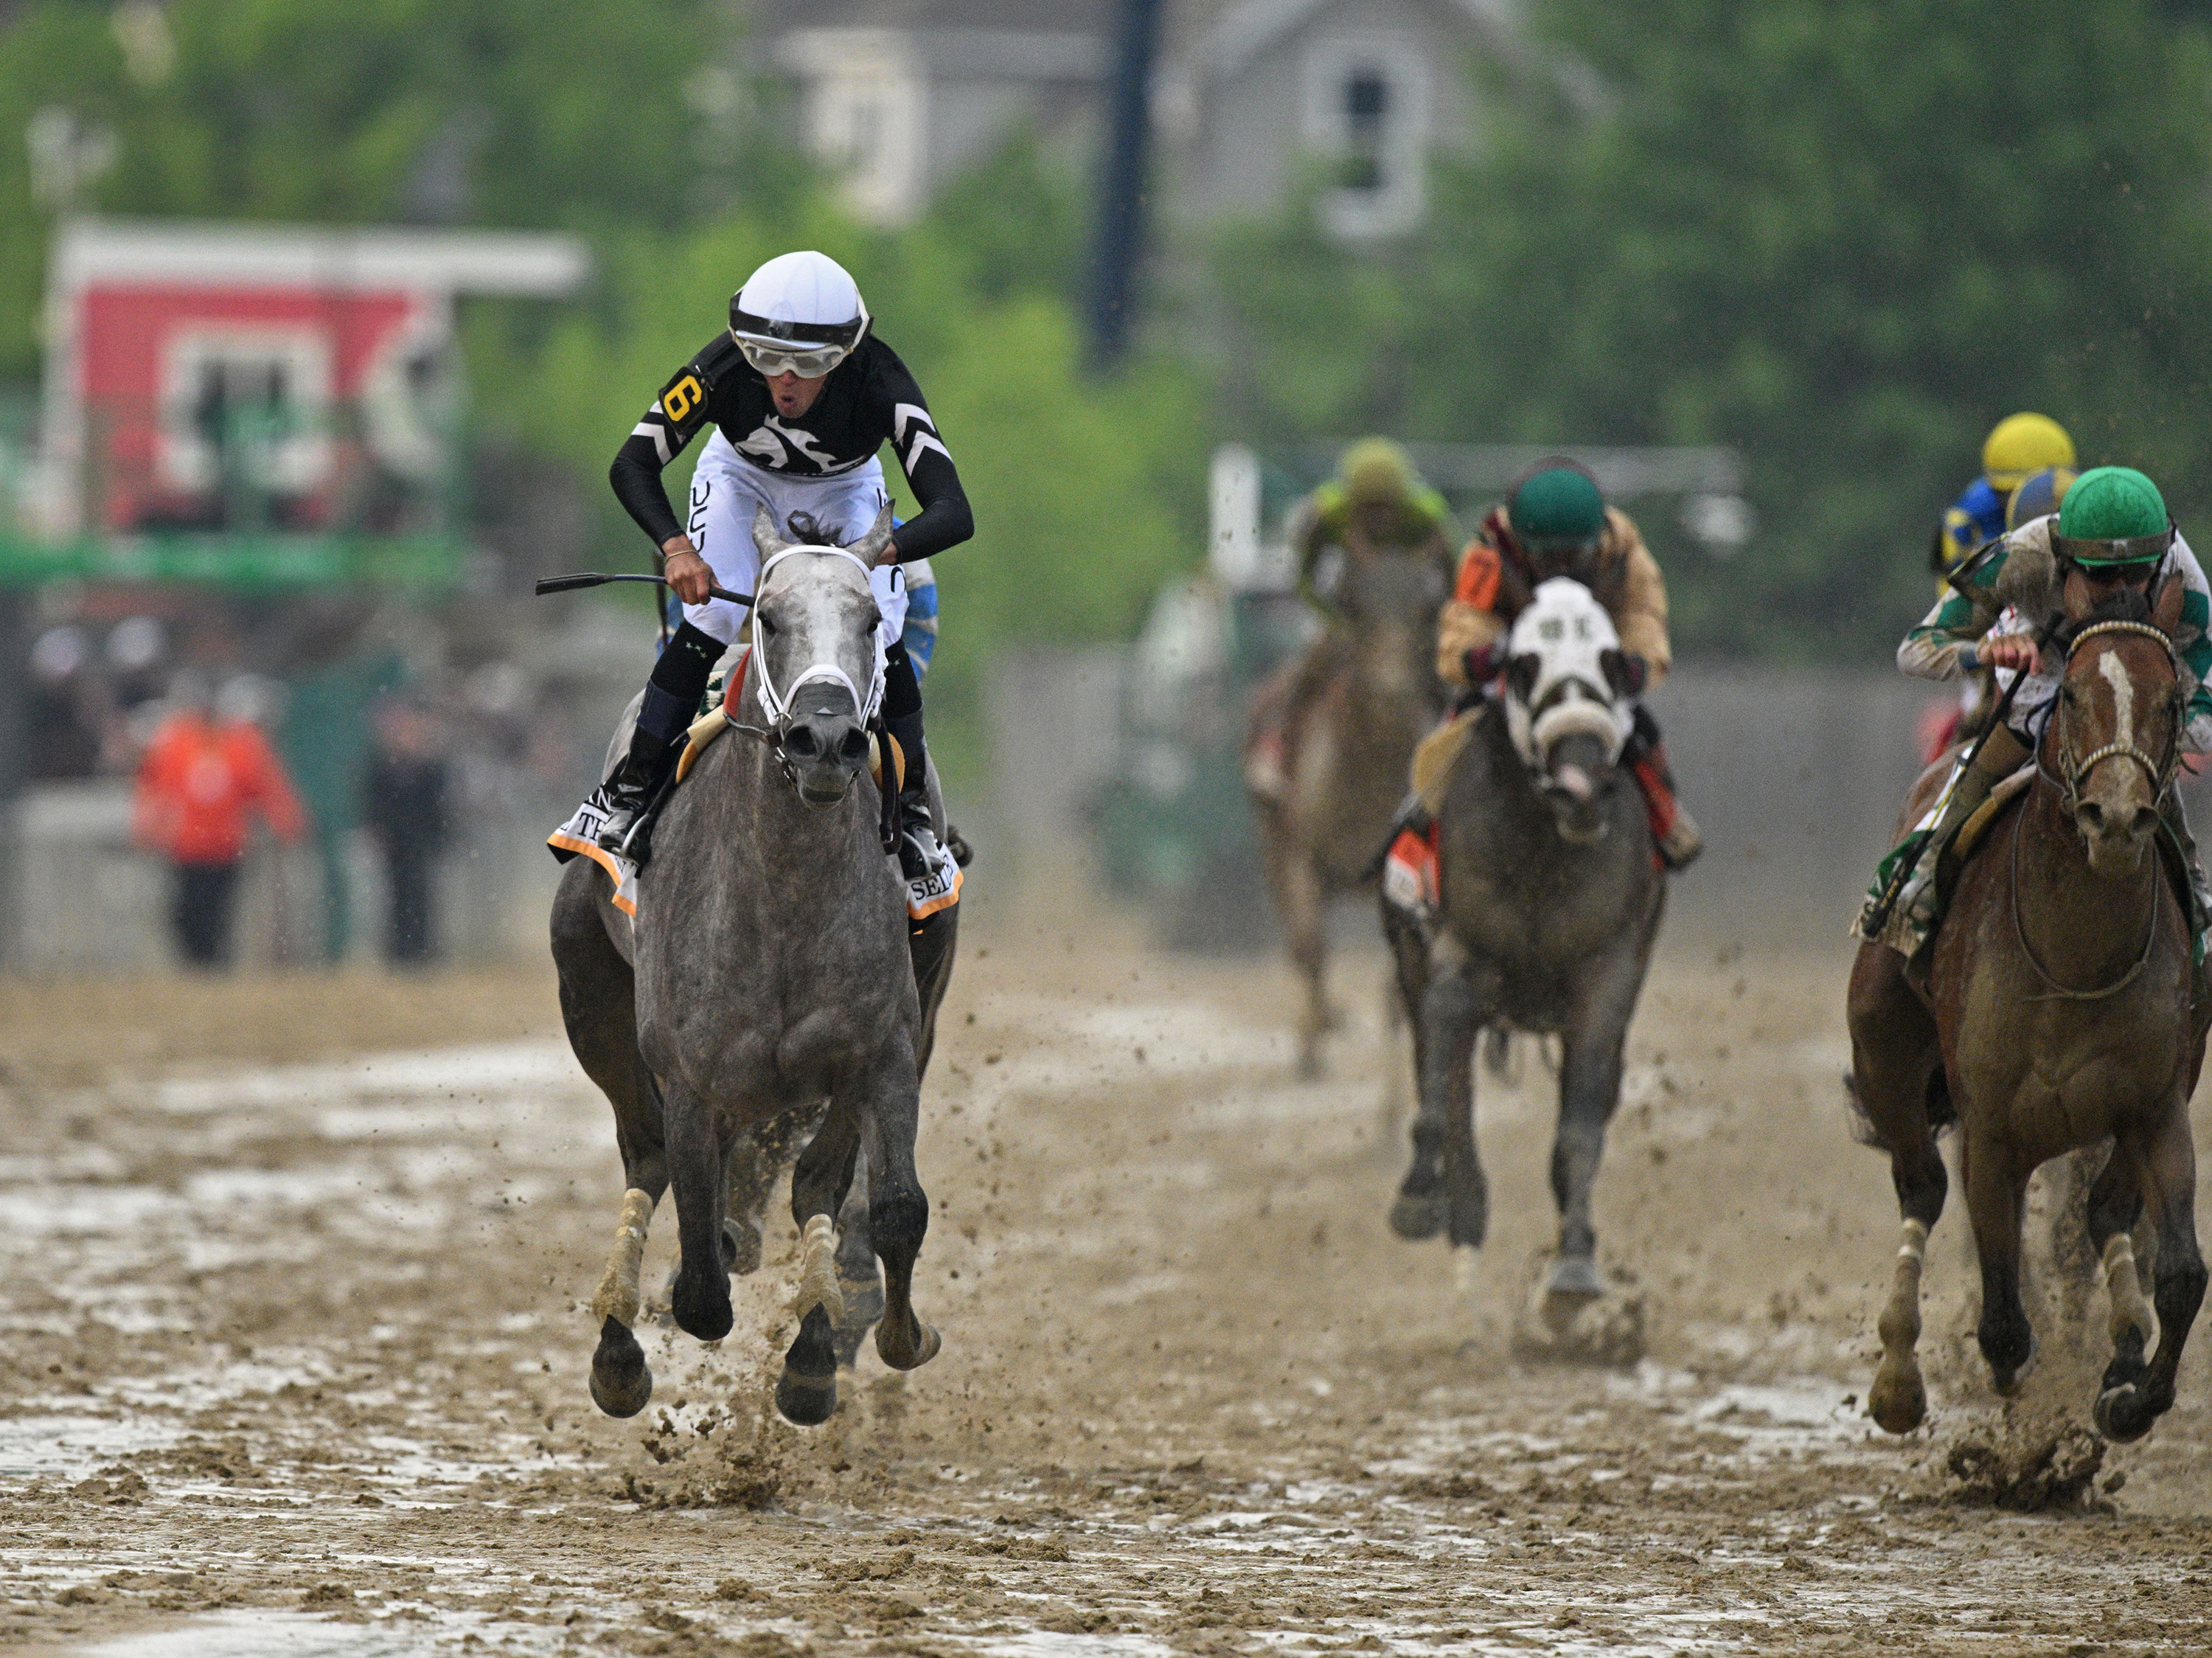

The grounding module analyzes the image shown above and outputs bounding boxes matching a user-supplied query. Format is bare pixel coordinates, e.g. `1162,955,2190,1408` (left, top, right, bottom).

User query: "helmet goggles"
728,299,868,381
734,337,852,379
2052,524,2175,570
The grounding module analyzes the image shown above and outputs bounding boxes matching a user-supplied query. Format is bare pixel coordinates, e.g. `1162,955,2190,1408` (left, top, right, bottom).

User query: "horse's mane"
2054,587,2155,655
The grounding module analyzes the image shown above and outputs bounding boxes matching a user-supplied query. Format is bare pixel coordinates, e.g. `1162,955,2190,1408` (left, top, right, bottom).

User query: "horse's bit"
2013,617,2182,1001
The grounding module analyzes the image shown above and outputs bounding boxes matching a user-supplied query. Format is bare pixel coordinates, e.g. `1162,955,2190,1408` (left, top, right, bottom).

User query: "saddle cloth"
548,648,956,920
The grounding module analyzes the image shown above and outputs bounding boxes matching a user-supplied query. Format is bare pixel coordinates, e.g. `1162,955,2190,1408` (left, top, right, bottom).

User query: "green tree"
1218,0,2212,658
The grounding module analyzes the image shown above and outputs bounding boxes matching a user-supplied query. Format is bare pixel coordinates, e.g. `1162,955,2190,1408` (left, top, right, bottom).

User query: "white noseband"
751,547,886,725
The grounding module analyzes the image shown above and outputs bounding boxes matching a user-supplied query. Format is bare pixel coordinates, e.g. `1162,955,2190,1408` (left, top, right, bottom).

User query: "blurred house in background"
33,219,588,538
761,0,1506,237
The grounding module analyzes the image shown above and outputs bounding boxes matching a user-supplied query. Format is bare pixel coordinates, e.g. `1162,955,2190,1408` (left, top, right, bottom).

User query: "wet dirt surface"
2,918,2210,1655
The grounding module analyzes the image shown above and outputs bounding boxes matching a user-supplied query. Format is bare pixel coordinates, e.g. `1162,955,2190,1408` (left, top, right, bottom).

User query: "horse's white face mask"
750,504,890,808
1503,578,1635,832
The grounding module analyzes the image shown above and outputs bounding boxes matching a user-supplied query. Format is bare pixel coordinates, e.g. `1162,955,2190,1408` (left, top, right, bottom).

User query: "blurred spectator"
24,625,105,780
133,673,307,969
105,616,168,708
363,698,449,966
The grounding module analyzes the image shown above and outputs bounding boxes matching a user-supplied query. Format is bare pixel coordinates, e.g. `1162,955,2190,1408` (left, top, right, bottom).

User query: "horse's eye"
759,614,779,636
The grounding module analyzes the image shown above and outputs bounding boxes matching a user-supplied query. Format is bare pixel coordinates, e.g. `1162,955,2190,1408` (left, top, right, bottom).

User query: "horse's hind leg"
776,1104,862,1425
1865,1100,1948,1433
1964,1128,2037,1396
1848,940,1947,1433
831,1145,885,1367
857,1048,941,1374
1282,850,1330,1079
2098,1107,2207,1443
552,865,664,1419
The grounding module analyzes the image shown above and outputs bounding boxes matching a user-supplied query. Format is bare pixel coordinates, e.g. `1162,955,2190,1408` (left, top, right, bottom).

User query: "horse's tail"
1842,1066,1956,1151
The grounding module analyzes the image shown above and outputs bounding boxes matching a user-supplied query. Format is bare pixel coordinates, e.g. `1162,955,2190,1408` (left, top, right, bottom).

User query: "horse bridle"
731,547,889,808
2037,618,2183,811
2013,616,2182,1000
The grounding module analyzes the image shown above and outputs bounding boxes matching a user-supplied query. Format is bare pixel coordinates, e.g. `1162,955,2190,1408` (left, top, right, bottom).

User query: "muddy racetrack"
2,905,2210,1654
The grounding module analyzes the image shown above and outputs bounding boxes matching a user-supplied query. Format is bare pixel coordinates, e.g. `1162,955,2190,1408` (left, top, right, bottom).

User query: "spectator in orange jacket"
133,674,307,968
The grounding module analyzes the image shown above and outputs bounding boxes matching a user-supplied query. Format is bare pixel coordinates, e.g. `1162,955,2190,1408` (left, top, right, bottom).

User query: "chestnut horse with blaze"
1848,570,2208,1443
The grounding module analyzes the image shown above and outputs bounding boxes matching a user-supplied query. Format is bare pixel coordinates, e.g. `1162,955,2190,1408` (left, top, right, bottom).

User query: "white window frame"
1300,32,1430,240
156,326,333,495
783,28,926,226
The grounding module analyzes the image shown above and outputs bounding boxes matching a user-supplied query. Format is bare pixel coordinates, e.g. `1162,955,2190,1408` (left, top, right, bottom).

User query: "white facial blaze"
1503,578,1633,769
2098,651,2135,756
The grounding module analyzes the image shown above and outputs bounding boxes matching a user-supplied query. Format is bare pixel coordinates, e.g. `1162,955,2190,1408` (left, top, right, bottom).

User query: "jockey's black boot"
597,622,722,860
880,643,948,884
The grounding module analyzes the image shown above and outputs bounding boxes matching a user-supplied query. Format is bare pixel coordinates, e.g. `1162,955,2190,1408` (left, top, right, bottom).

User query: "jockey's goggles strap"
2052,527,2175,568
750,547,887,726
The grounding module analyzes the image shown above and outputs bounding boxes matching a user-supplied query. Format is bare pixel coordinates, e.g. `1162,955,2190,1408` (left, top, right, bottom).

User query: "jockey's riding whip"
534,572,755,608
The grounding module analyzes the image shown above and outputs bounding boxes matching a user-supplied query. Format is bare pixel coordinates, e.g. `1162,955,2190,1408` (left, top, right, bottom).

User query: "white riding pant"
682,431,911,653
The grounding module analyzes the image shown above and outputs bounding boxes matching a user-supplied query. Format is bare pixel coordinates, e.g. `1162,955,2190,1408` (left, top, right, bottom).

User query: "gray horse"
1384,579,1663,1326
1250,547,1447,1077
552,505,948,1426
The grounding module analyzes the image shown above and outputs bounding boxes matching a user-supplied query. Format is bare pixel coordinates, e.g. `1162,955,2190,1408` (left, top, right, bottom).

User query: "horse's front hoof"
588,1317,653,1418
774,1364,839,1426
1390,1190,1447,1241
877,1317,942,1372
1988,1331,2037,1399
1867,1362,1926,1435
1544,1253,1604,1307
2094,1381,2154,1443
670,1272,734,1342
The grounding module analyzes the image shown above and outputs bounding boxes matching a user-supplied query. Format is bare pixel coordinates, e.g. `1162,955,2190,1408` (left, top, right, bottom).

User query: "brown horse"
1848,573,2207,1443
1250,548,1446,1077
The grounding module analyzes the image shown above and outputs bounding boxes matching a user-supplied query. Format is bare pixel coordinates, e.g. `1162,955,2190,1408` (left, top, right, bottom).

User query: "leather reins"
2013,617,2181,1001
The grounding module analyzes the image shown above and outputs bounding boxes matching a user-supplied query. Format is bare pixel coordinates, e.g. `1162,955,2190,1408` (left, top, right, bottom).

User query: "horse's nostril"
2079,801,2104,831
785,726,819,758
2132,805,2160,838
838,728,870,764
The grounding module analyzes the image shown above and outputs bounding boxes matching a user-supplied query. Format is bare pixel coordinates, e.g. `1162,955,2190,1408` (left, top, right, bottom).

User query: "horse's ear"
847,502,896,566
1599,648,1635,700
2154,567,2188,639
1506,652,1541,705
754,504,791,558
2060,564,2098,623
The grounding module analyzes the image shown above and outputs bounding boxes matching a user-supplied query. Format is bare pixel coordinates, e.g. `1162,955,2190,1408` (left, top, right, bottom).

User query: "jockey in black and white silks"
591,249,973,875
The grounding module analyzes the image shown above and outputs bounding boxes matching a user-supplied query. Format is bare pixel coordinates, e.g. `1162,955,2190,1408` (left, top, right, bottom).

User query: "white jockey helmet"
728,251,871,378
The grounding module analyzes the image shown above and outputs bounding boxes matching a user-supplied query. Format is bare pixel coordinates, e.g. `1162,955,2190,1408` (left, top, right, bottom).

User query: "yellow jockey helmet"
1340,437,1416,506
1981,413,2075,493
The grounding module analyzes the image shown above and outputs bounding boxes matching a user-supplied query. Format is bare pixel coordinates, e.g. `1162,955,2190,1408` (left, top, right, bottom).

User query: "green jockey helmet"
1509,459,1606,553
2053,465,2174,566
